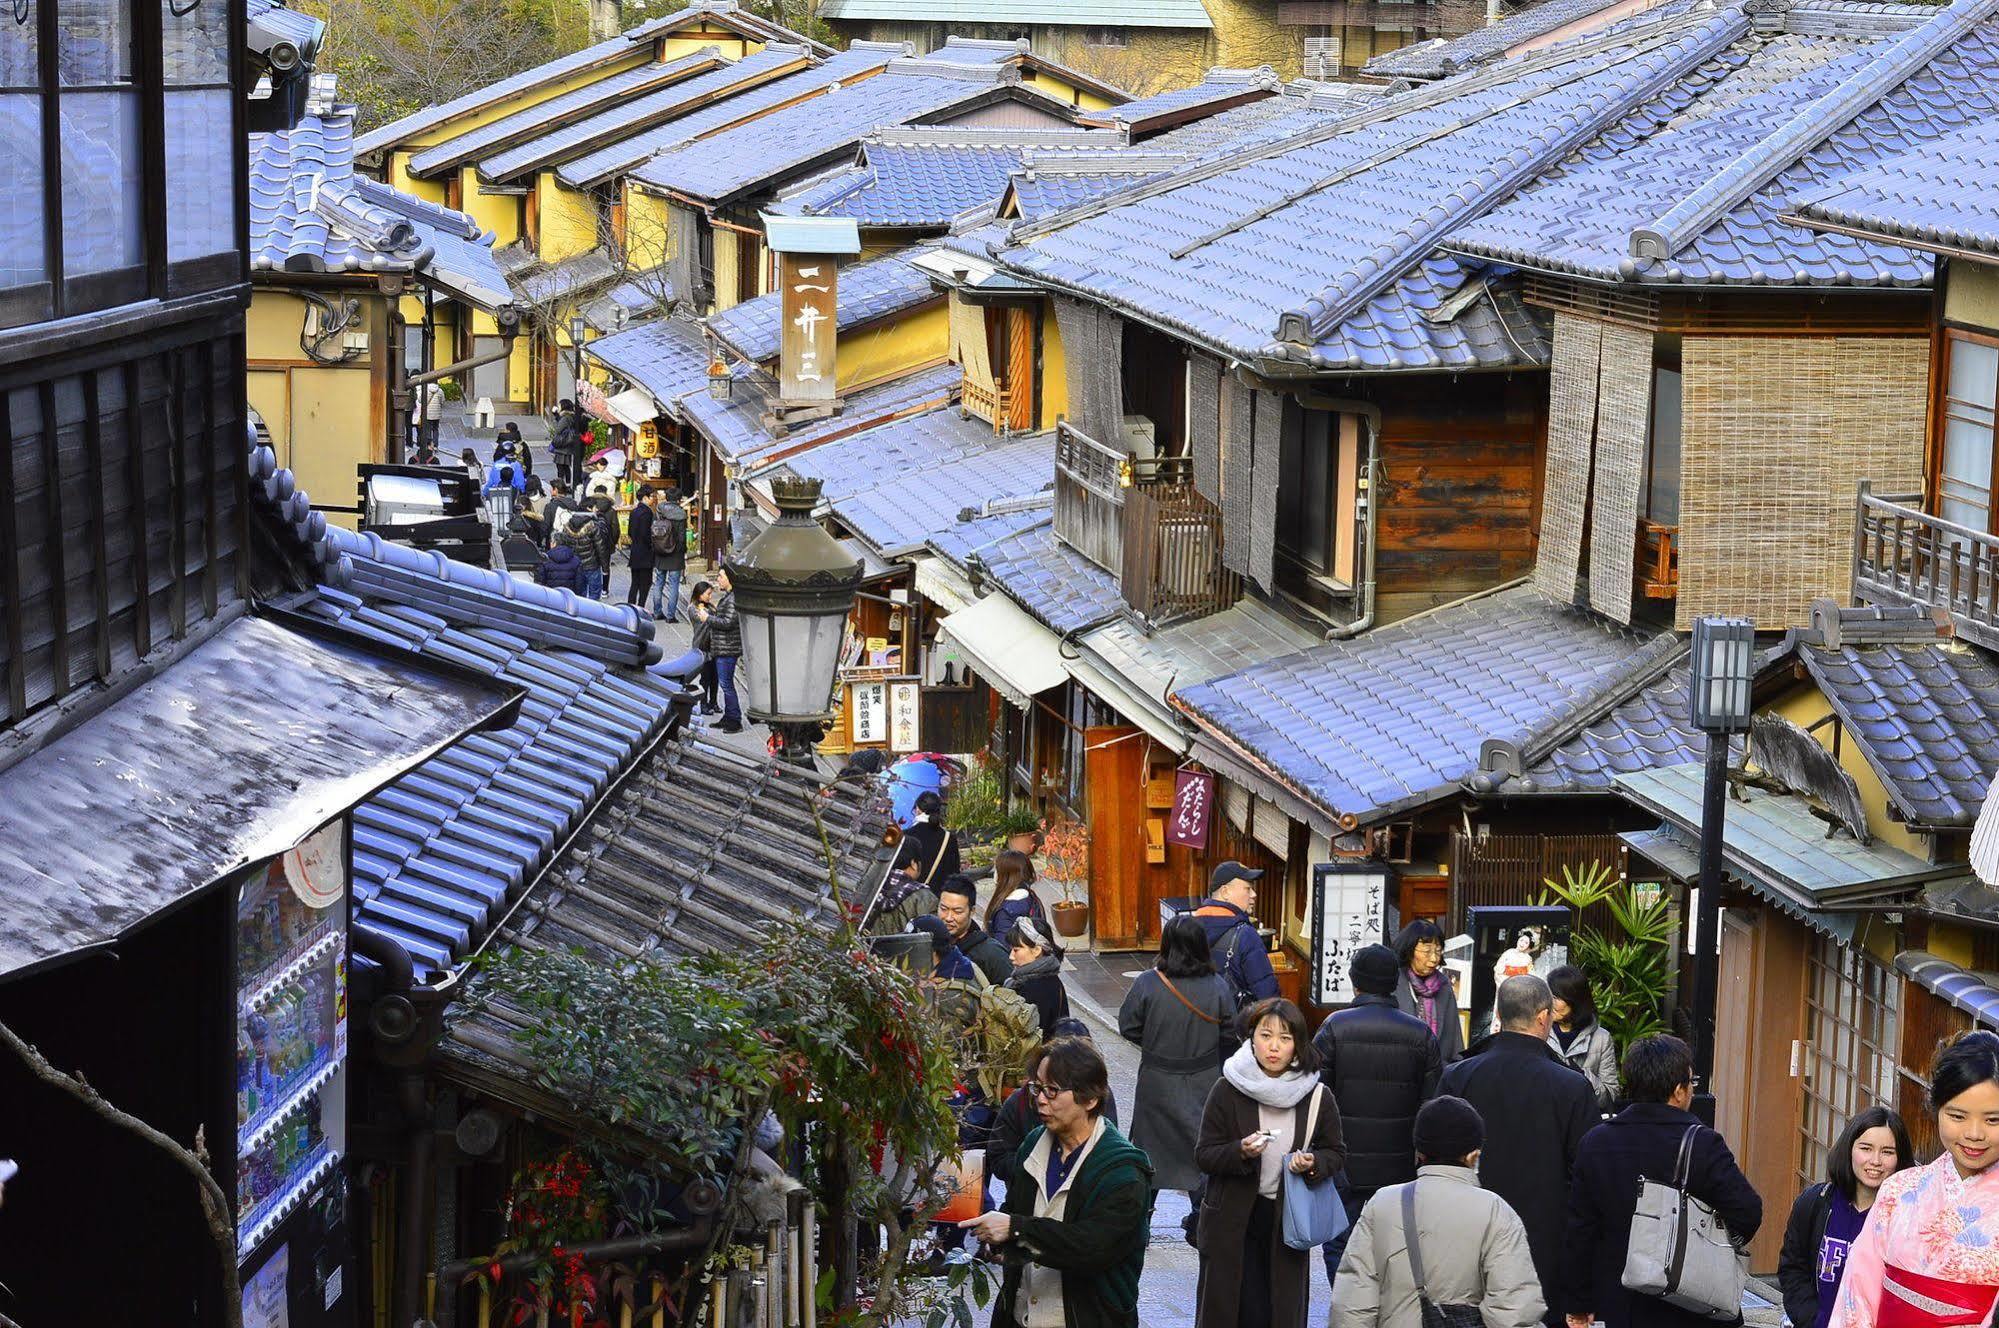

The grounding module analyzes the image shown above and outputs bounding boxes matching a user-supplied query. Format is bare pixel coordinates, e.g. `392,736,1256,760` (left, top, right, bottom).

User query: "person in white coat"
1332,1095,1546,1328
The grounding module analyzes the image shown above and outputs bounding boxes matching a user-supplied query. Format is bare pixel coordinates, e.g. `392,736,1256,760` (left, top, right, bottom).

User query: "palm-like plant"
1535,861,1676,1055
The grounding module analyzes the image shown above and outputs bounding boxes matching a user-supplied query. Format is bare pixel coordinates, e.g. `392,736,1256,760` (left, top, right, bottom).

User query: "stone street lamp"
1687,614,1754,1125
725,475,862,765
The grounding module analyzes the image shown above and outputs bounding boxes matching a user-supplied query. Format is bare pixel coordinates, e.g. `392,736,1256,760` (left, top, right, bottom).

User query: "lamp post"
1687,615,1754,1125
569,314,587,398
725,475,863,766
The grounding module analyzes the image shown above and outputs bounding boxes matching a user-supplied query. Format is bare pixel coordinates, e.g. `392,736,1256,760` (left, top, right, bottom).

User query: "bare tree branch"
0,1019,244,1328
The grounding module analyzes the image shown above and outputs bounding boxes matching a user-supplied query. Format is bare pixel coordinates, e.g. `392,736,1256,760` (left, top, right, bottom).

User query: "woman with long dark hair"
1005,919,1070,1039
986,848,1045,939
1780,1106,1912,1328
1119,916,1237,1205
1546,964,1619,1111
688,580,720,715
1393,919,1463,1062
1832,1032,1999,1328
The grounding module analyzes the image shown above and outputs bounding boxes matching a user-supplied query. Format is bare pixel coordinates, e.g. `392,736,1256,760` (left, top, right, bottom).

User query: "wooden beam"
0,395,24,719
167,348,188,636
80,371,112,682
38,380,68,696
123,361,152,661
197,340,219,617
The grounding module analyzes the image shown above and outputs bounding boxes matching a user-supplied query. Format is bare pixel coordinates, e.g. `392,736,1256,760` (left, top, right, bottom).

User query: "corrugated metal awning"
937,591,1067,709
1064,647,1187,754
1896,950,1999,1030
911,554,975,615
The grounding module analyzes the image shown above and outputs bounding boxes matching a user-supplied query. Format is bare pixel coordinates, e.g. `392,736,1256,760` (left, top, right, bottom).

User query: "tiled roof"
1010,160,1181,221
820,0,1213,25
999,5,1740,367
790,410,1056,555
1788,118,1999,260
705,249,940,362
406,46,730,180
1173,584,1681,826
580,268,677,333
583,315,714,414
1449,0,1999,288
356,2,832,155
511,247,621,304
684,360,964,465
554,43,907,190
1364,0,1677,80
250,110,509,307
1136,85,1361,156
774,125,1122,228
1082,596,1319,712
931,518,1125,635
1799,638,1999,827
1079,66,1281,129
1512,663,1716,794
630,56,1060,205
482,43,818,185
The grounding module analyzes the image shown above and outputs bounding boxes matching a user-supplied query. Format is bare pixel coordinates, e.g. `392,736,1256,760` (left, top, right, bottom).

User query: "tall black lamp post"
569,314,587,398
1687,614,1754,1125
726,475,863,766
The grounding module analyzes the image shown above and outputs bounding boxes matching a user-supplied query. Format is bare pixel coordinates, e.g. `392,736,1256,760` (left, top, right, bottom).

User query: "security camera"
494,302,524,335
247,15,303,70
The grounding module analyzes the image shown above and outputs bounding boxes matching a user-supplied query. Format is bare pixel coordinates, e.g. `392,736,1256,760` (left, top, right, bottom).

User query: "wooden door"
1084,724,1145,950
1714,910,1756,1147
1006,307,1036,432
1398,875,1447,923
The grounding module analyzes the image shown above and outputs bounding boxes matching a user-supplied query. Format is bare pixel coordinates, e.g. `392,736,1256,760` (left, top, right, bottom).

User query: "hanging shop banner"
779,254,838,406
849,680,888,746
1166,768,1214,850
1309,863,1397,1006
889,679,921,753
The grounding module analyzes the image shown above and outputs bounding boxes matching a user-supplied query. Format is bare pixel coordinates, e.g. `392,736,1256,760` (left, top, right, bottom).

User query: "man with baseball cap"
1192,860,1279,1010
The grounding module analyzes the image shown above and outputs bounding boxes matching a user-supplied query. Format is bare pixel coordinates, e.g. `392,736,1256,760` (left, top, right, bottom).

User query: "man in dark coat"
625,489,657,610
937,875,1012,986
1564,1034,1762,1328
1191,862,1279,1007
650,486,688,621
1313,942,1440,1281
549,400,582,486
588,497,616,601
1440,974,1599,1328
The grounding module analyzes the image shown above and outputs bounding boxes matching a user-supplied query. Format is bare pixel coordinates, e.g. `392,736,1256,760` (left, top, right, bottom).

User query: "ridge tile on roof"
1788,117,1999,260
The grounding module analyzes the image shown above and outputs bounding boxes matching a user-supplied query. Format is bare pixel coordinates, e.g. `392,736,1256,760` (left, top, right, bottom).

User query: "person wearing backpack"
649,486,689,622
1193,862,1279,1011
625,489,658,610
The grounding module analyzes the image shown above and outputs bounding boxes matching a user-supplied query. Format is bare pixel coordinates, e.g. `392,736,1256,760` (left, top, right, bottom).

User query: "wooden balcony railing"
1639,520,1678,599
1121,482,1238,624
962,377,1009,433
1054,421,1127,574
1852,481,1999,650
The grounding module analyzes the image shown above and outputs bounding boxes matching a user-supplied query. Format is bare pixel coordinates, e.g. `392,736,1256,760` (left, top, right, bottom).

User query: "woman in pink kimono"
1832,1031,1999,1328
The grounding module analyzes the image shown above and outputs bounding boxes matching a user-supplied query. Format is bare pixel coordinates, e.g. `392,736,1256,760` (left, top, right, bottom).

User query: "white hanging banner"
1310,863,1397,1006
1972,772,1999,887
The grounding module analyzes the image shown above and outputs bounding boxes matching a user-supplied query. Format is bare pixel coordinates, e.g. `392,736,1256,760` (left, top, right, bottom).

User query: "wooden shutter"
1249,389,1283,592
1221,374,1253,577
1189,353,1223,503
1006,307,1036,431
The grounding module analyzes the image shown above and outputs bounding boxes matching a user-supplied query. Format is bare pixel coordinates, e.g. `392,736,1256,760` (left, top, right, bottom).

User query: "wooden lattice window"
1795,938,1900,1193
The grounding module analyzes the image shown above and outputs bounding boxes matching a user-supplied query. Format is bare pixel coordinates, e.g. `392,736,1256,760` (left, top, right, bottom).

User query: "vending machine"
236,820,355,1328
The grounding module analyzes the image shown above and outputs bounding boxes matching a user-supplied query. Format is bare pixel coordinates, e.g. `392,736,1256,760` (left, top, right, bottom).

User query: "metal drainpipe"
1326,418,1381,642
348,926,436,1328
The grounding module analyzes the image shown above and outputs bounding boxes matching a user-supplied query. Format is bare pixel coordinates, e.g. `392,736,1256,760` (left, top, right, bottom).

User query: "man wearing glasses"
961,1037,1155,1328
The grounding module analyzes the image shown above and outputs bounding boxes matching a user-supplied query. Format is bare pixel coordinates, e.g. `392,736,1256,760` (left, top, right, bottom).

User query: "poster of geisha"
1465,905,1571,1039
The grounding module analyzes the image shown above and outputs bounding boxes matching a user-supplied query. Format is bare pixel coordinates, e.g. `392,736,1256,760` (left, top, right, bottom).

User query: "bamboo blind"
1535,312,1604,600
1051,296,1124,447
950,298,997,402
1189,353,1223,504
666,206,696,311
1677,335,1928,629
1250,388,1284,592
1588,322,1655,624
1221,373,1254,578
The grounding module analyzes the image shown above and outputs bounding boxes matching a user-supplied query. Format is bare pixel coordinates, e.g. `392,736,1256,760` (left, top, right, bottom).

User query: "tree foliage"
1536,861,1677,1054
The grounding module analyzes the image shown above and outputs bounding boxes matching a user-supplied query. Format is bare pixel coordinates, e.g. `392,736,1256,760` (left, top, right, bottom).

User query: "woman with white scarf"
1194,997,1346,1328
1005,919,1071,1039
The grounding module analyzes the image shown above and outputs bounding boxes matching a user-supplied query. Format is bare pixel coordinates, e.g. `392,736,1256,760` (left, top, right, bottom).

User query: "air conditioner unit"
1304,35,1343,78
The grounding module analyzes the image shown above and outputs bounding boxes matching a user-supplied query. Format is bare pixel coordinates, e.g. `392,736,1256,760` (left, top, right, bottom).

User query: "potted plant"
1041,817,1091,939
998,806,1043,857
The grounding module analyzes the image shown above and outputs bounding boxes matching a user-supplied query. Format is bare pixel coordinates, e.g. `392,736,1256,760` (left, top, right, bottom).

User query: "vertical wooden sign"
779,253,837,406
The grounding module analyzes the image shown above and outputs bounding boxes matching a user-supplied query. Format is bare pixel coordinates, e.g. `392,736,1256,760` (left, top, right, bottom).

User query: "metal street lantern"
724,475,862,763
569,314,587,392
707,358,733,401
1686,614,1755,1125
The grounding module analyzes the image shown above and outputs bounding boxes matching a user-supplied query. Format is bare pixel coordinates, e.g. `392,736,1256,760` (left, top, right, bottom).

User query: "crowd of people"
878,815,1999,1328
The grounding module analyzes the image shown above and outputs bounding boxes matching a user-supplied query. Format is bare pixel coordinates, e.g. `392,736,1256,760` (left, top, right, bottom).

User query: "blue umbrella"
885,756,946,829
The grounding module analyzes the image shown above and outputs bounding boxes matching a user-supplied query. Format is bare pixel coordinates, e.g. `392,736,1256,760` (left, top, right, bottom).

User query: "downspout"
349,925,436,1328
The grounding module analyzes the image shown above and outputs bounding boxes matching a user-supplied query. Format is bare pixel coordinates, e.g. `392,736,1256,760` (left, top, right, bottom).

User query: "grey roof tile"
1174,584,1680,825
773,125,1123,228
684,360,964,465
630,54,1058,204
1363,0,1690,80
1078,66,1282,129
583,315,714,410
1790,117,1999,259
554,43,905,189
705,248,940,361
930,518,1124,634
818,0,1213,25
1450,0,1999,288
356,1,833,156
511,247,621,304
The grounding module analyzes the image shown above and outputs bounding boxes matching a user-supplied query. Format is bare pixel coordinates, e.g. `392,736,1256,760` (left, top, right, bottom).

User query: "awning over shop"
0,611,520,982
1619,825,1854,942
1065,648,1186,753
937,591,1068,709
840,538,899,585
911,554,975,615
1616,763,1953,938
1897,951,1999,1031
604,387,659,432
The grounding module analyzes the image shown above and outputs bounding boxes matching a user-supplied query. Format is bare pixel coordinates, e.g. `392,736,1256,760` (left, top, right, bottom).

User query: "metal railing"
1638,520,1678,599
1121,482,1238,623
1852,481,1999,649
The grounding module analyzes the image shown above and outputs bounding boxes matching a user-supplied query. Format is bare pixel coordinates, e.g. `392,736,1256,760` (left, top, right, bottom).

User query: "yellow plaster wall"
538,172,600,262
395,57,654,152
389,153,447,204
461,171,523,249
624,187,678,273
1928,922,1980,969
1767,685,1927,856
1040,298,1069,432
245,288,384,527
1946,263,1999,332
836,301,948,390
659,30,754,61
713,227,742,314
510,337,532,402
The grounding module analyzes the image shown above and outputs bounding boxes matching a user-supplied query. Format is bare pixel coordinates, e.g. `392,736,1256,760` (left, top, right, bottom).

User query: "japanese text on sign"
1165,768,1213,850
1311,865,1392,1006
779,255,837,405
889,680,921,752
850,680,887,745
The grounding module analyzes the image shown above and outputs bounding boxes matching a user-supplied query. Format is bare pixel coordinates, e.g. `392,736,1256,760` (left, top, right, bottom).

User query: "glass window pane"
0,95,42,287
61,89,142,276
2,1,37,86
165,88,235,261
163,0,228,84
1647,367,1683,524
58,0,133,85
1950,339,1999,412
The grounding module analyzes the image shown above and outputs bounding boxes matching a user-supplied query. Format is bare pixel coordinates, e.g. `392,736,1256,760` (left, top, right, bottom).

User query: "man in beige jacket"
1333,1095,1546,1328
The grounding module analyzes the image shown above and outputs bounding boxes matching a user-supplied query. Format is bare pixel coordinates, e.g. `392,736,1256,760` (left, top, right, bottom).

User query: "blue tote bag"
1282,1088,1350,1250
